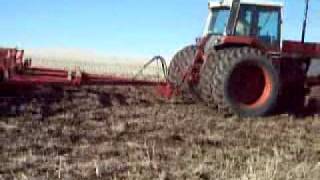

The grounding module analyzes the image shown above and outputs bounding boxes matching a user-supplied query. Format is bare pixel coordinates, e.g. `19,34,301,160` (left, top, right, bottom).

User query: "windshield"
208,8,230,35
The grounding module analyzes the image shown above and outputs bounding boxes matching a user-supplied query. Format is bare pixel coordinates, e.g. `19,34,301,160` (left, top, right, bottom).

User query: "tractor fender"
215,36,268,52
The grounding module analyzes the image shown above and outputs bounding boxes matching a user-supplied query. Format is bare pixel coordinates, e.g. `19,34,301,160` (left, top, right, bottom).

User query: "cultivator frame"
0,48,168,90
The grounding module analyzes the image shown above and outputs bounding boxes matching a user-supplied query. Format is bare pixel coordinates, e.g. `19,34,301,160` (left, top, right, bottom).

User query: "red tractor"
167,0,320,117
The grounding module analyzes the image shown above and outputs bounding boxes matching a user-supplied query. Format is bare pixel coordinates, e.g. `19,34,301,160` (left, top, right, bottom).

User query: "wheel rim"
228,62,272,109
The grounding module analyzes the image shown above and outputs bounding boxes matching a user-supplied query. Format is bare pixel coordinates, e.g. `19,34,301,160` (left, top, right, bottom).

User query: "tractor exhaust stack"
302,0,310,43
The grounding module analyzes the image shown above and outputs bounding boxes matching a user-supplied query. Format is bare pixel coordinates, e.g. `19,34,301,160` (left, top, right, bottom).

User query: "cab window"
257,9,280,46
235,6,254,36
208,8,230,35
234,5,281,49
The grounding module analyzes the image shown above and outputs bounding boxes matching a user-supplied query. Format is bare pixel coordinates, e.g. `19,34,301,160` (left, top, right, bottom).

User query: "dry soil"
0,85,320,180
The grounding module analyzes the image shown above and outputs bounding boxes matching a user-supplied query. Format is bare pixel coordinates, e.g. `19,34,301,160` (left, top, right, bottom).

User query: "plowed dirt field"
0,85,320,180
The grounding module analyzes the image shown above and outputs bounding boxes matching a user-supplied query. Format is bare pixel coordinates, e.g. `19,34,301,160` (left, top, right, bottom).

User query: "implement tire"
211,47,280,117
168,45,197,101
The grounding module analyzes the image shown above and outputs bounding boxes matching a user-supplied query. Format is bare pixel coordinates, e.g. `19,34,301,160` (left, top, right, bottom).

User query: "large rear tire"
210,47,280,117
168,45,197,101
198,48,220,105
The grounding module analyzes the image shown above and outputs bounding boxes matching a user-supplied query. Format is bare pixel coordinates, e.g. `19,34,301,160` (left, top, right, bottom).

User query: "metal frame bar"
0,48,167,88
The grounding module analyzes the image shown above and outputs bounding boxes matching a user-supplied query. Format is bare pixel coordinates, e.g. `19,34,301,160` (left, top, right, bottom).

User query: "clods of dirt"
0,85,320,179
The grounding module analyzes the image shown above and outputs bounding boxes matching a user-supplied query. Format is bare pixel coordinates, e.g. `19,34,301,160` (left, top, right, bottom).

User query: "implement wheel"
211,47,280,117
168,45,197,101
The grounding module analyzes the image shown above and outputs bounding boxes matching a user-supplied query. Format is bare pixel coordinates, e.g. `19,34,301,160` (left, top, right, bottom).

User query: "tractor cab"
204,0,283,50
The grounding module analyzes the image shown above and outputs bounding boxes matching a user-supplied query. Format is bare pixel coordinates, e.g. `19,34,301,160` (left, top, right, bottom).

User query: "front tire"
197,48,220,105
211,47,280,117
168,45,197,101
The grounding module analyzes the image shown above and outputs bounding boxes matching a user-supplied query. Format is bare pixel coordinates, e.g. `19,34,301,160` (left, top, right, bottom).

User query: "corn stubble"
0,84,319,180
0,56,319,179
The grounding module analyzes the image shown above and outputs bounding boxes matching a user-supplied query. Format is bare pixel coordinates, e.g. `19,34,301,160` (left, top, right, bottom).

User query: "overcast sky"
1,0,319,58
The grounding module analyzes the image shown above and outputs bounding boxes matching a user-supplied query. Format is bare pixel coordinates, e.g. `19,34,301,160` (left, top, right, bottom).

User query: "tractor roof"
209,0,283,8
